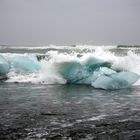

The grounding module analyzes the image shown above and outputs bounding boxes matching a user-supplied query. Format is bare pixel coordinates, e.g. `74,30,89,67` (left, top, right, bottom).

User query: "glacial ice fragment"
10,56,41,72
0,55,10,75
92,71,139,90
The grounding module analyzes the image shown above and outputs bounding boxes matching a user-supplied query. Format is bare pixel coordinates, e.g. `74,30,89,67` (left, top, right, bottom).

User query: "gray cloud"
0,0,140,45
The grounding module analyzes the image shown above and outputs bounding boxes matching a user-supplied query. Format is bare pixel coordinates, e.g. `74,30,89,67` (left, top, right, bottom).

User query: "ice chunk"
92,75,127,90
92,72,139,90
111,72,139,85
57,61,85,83
56,58,139,89
10,56,41,72
0,55,10,75
99,67,116,75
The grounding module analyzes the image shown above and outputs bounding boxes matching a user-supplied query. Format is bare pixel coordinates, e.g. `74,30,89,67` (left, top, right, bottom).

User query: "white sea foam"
0,47,140,87
0,45,117,50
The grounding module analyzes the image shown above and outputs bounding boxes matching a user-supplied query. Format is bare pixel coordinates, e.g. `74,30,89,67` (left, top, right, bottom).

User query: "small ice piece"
0,55,10,75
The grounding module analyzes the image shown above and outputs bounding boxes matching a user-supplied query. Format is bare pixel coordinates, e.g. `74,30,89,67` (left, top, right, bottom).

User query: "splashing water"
0,46,140,89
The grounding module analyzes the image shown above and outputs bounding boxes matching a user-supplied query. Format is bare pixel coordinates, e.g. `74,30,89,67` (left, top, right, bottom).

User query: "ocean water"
0,45,140,139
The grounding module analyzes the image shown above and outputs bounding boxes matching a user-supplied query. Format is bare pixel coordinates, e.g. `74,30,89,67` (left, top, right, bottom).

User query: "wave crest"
0,48,140,89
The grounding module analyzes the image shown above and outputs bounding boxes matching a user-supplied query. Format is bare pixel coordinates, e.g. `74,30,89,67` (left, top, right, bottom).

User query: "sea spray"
0,46,140,89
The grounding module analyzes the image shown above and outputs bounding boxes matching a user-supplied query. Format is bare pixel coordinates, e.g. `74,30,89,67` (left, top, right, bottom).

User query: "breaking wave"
0,46,140,89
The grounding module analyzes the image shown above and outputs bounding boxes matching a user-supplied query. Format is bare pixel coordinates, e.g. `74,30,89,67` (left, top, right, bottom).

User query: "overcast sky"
0,0,140,46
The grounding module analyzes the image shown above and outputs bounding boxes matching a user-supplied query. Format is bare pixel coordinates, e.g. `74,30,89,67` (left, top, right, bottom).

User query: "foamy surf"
0,46,140,89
